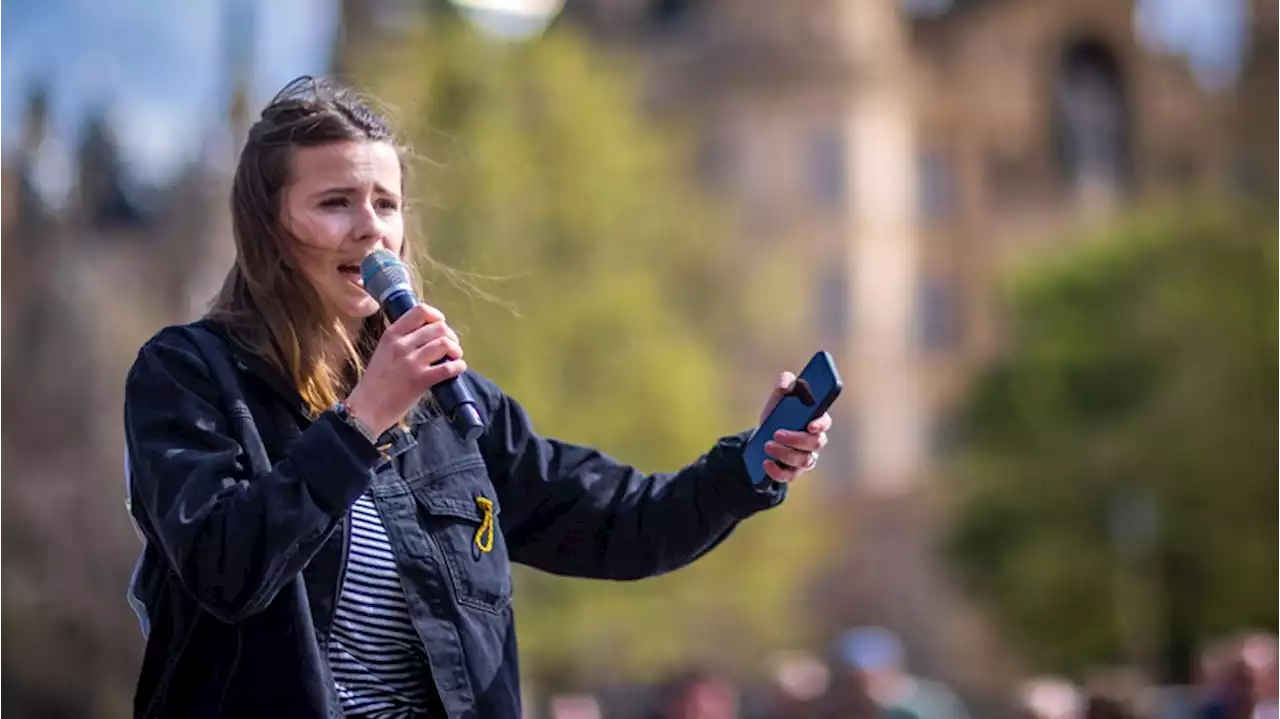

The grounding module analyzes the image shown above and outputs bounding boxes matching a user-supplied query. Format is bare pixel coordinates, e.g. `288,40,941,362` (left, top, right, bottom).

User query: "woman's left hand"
757,372,833,483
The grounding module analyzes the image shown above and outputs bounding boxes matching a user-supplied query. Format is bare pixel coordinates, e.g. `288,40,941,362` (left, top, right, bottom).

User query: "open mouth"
338,264,363,286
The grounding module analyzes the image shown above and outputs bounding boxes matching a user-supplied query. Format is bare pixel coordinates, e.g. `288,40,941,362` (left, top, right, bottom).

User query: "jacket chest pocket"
405,464,512,615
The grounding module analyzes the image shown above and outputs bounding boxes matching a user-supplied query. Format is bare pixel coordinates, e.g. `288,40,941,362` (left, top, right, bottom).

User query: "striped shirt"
329,493,436,718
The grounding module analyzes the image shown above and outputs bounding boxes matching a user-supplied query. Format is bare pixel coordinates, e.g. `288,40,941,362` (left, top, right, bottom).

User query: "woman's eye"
320,197,348,208
376,198,400,212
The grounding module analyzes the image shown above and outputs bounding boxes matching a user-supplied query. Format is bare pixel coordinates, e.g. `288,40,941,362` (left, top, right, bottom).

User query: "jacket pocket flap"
415,493,498,522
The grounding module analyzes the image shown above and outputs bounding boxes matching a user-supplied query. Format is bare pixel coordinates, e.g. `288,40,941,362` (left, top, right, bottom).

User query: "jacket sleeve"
123,329,383,622
470,372,786,580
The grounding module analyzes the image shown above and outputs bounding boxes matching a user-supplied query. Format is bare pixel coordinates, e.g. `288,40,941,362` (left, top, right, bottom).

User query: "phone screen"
743,352,842,484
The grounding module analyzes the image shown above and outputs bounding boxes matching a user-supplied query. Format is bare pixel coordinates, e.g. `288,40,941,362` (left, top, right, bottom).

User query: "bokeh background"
1,0,1275,717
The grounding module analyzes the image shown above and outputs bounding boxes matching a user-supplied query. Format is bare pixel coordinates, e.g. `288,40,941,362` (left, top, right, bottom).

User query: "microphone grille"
360,249,413,303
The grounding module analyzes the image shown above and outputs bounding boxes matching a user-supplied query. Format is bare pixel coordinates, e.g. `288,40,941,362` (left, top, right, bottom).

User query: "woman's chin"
341,297,382,323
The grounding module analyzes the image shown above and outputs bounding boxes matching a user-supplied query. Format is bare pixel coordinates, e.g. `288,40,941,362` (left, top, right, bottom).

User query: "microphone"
360,249,484,442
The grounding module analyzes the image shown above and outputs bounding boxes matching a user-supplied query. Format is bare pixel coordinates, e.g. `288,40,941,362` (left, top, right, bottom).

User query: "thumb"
774,371,797,395
760,371,797,423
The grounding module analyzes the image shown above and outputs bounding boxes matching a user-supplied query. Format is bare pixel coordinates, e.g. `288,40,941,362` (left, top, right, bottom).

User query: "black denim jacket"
122,320,784,718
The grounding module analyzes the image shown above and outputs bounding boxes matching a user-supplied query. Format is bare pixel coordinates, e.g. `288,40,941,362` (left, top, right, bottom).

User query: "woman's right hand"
344,304,466,437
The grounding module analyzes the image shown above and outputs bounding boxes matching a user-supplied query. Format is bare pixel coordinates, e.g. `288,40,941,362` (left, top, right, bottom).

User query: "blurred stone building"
1,60,247,442
562,0,1234,493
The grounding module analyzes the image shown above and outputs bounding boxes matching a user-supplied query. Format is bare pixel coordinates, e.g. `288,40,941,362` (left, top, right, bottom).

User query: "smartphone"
744,351,844,484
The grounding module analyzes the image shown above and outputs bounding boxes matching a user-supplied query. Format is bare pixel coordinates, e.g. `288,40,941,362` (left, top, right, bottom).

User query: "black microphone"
360,249,484,442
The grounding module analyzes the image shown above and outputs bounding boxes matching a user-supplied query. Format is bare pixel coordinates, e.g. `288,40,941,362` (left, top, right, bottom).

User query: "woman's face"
282,140,405,329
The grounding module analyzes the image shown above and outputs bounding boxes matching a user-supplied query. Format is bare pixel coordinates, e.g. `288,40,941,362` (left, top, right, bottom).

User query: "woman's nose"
352,207,385,246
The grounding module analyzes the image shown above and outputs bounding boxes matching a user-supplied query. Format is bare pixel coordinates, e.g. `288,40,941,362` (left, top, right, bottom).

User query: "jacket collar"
195,319,314,422
196,319,428,458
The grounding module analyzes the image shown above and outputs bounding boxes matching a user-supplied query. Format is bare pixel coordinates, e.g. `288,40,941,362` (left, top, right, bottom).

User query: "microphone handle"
384,291,419,319
383,289,484,442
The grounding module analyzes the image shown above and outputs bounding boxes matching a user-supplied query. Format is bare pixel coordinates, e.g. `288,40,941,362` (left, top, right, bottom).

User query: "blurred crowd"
1005,632,1277,719
542,628,1279,719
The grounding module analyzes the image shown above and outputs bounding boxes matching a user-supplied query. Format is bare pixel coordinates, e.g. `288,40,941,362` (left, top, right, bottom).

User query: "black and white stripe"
329,493,435,718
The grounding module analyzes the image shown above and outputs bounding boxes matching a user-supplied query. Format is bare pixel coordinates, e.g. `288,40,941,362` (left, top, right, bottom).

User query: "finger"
808,413,833,434
773,429,826,453
763,460,798,484
416,303,447,324
411,337,464,367
399,319,450,349
764,440,811,471
386,303,446,336
421,359,468,388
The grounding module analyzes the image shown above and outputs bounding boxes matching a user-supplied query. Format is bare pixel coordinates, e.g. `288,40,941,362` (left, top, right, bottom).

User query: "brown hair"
209,75,423,415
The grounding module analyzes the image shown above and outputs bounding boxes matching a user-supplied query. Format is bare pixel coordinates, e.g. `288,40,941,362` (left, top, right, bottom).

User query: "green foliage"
945,203,1278,677
353,19,830,688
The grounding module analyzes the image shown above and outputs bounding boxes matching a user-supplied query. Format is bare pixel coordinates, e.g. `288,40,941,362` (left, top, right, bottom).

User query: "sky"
1,0,340,187
0,0,1250,191
1134,0,1250,89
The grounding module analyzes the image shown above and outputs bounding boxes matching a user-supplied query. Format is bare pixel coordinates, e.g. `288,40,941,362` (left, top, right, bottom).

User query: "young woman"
123,76,831,719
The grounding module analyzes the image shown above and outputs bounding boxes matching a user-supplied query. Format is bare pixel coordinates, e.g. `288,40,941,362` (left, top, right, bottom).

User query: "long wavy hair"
208,76,424,416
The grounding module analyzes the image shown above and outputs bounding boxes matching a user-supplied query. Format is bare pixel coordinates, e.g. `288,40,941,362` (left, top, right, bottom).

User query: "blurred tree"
945,203,1277,682
349,17,829,690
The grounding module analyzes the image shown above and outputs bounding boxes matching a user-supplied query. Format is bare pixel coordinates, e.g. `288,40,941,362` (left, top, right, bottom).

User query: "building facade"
563,0,1229,497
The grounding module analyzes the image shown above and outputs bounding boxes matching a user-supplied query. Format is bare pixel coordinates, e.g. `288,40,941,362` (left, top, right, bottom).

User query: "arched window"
1052,38,1131,196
